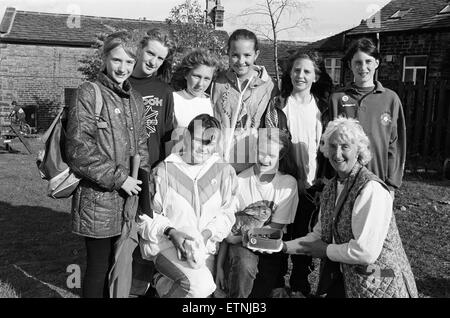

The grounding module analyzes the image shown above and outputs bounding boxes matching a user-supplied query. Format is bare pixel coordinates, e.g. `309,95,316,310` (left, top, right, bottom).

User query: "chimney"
0,7,17,35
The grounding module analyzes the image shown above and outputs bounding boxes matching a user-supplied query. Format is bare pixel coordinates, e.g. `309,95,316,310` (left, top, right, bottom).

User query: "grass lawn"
0,136,449,298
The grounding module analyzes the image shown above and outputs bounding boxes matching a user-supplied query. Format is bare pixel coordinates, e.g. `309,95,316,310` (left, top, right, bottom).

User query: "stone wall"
0,43,93,131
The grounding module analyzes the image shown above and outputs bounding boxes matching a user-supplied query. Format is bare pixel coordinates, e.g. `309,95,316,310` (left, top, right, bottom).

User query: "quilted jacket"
66,71,150,238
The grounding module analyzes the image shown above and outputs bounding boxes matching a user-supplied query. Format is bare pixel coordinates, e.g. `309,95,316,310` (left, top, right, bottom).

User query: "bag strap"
89,82,103,119
42,107,64,143
42,82,103,146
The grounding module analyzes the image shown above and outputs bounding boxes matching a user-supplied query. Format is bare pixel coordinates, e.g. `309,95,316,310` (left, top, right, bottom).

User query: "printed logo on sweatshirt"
380,112,392,126
142,95,163,135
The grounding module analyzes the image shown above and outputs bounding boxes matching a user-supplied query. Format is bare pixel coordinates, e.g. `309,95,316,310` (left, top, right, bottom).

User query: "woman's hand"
298,239,328,258
225,234,242,245
120,176,142,196
283,238,304,254
215,266,227,291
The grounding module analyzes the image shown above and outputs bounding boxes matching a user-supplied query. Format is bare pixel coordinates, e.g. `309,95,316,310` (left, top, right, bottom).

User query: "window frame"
438,4,450,14
402,55,428,85
389,9,412,19
324,57,341,85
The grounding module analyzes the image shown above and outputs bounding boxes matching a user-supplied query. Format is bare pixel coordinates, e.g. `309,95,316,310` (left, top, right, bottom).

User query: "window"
325,58,341,85
402,55,427,85
389,9,411,19
439,4,450,14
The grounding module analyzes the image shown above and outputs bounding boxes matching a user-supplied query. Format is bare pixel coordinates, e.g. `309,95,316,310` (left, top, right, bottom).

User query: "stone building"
292,0,450,88
344,0,450,86
0,7,166,131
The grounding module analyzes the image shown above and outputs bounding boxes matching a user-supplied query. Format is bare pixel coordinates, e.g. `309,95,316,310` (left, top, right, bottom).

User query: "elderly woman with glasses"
283,117,418,298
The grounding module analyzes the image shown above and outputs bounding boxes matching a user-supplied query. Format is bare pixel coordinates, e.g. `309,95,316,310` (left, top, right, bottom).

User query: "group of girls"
66,26,406,298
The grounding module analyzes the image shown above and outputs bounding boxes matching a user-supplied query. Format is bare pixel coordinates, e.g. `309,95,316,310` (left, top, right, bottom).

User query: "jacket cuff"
113,165,129,191
326,244,341,262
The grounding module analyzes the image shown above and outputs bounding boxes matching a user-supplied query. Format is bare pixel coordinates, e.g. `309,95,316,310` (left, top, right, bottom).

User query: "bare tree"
236,0,309,87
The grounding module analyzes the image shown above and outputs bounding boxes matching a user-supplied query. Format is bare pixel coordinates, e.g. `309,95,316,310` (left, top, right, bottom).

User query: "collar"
164,153,222,178
274,93,322,111
344,80,385,94
334,162,363,185
98,71,131,96
225,65,271,89
165,152,222,165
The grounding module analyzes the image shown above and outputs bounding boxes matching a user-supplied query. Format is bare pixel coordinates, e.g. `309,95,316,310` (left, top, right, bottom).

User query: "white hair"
320,116,372,166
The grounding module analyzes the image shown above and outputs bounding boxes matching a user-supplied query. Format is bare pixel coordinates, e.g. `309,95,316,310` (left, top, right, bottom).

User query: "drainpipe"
342,32,346,86
376,32,380,81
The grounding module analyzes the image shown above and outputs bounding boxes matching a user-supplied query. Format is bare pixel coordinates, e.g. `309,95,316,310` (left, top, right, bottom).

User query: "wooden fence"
384,80,450,170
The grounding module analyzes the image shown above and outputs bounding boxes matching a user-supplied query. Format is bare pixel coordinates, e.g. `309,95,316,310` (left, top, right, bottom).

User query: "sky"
0,0,391,42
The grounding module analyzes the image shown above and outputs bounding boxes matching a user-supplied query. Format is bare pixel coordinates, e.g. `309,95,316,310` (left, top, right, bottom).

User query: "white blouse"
173,90,213,129
299,180,393,265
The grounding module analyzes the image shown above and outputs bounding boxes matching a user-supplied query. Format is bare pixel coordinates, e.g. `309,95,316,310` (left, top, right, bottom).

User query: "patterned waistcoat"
318,164,418,298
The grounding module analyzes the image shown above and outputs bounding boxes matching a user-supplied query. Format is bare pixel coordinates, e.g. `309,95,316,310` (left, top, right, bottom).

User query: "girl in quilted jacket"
66,31,150,298
264,50,333,297
283,117,418,298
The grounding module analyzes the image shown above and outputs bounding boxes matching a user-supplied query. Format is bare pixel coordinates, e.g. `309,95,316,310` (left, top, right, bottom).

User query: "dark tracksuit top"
329,81,406,190
129,75,174,168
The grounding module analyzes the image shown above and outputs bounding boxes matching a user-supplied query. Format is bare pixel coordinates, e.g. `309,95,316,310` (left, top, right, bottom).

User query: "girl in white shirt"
215,128,299,298
268,51,330,296
169,49,220,154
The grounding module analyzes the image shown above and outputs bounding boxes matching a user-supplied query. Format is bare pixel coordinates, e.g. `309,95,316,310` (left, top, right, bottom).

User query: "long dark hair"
280,50,333,102
139,28,176,83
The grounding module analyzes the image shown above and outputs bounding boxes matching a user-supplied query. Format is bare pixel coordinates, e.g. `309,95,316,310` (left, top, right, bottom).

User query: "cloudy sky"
0,0,390,42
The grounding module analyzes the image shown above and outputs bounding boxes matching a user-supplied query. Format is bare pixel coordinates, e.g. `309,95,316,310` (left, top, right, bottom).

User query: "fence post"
434,81,448,158
404,83,415,156
445,82,450,158
422,80,435,157
412,83,426,155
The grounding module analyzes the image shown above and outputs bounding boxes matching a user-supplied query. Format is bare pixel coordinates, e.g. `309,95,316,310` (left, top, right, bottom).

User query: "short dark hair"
187,114,222,143
343,37,380,65
280,51,322,98
227,29,259,53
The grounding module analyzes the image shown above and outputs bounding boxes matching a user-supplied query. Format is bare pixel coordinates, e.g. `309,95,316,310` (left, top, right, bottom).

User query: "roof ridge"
14,9,163,24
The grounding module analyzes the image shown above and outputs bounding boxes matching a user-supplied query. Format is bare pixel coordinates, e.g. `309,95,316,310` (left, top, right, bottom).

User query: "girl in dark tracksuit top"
329,38,406,193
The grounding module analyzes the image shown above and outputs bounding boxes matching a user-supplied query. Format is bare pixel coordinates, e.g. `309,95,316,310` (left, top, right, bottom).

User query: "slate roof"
348,0,450,35
0,7,227,47
0,8,307,77
258,39,309,76
294,29,349,53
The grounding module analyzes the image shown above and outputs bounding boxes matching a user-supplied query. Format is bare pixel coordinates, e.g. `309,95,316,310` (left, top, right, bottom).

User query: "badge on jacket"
380,112,392,126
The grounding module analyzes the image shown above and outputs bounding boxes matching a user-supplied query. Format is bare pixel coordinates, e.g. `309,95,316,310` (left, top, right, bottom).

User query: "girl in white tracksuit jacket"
137,114,239,298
